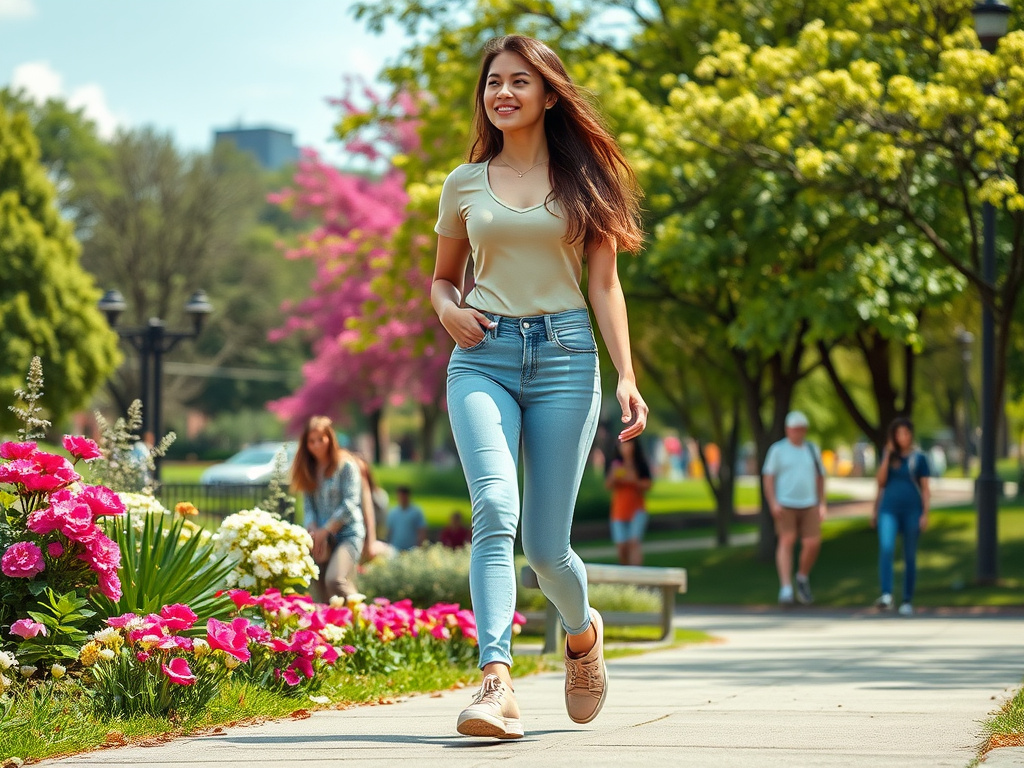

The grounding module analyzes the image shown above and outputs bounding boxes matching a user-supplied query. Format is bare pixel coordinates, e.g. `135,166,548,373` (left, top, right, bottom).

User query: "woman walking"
290,416,370,601
872,417,931,616
605,438,652,566
432,35,647,739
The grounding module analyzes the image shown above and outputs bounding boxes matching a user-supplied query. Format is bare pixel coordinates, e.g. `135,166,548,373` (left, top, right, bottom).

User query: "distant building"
214,126,299,170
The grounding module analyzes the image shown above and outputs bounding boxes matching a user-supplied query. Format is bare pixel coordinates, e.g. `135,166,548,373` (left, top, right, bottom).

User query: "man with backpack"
762,411,827,605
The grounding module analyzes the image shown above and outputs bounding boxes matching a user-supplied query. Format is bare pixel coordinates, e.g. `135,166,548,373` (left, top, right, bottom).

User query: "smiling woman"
429,34,647,740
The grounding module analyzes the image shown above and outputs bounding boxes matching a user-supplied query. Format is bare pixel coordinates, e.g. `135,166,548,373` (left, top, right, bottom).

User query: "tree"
270,89,449,462
666,4,1024,440
72,127,268,417
0,105,120,430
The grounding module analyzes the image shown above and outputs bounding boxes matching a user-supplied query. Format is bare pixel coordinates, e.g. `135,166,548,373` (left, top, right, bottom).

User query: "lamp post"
971,0,1011,583
956,328,975,475
98,289,213,480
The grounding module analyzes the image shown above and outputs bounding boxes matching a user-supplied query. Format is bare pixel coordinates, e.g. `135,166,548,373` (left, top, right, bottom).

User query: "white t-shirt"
762,439,823,508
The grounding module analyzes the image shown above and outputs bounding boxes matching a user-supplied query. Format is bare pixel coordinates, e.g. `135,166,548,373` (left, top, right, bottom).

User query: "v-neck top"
434,161,587,317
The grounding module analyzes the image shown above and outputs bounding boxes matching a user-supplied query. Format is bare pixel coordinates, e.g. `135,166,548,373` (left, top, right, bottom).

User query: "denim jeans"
878,510,921,602
446,308,601,669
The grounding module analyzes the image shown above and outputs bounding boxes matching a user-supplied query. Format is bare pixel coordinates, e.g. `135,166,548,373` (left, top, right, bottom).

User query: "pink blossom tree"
269,85,449,462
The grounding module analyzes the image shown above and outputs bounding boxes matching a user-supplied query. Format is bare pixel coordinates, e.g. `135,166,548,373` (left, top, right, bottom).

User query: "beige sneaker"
564,608,608,724
456,674,524,739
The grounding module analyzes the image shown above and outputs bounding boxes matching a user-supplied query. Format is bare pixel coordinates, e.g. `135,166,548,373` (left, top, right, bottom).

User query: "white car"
199,442,297,486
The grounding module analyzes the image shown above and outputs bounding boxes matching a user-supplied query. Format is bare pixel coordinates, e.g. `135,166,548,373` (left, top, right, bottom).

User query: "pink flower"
159,604,198,632
430,624,451,641
0,459,35,487
1,542,45,579
78,485,125,519
245,624,272,644
341,645,356,654
512,611,527,626
223,589,257,610
291,656,314,679
47,541,64,558
278,667,301,686
23,452,80,492
107,613,138,628
136,651,151,662
455,609,478,641
62,435,103,462
97,570,122,602
10,618,47,639
0,441,36,460
161,657,196,686
206,617,251,662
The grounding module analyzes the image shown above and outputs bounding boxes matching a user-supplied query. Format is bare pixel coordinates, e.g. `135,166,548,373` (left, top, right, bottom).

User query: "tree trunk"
368,408,385,465
713,401,741,546
419,402,441,465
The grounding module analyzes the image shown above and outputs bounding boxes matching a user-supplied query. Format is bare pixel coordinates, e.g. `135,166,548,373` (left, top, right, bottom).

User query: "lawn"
161,461,852,529
592,505,1024,608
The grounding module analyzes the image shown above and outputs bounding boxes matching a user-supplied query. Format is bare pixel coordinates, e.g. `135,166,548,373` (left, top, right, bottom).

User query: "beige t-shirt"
434,161,587,317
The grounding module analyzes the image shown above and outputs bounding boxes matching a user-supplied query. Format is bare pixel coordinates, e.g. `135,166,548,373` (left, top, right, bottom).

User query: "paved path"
45,610,1023,768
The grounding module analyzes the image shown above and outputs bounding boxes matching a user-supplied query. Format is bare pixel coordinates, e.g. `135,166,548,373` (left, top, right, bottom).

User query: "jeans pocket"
457,331,489,352
553,326,597,353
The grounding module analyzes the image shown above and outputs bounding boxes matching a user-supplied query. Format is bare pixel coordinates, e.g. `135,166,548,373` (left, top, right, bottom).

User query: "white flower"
98,648,115,662
19,665,37,679
0,651,16,671
309,695,330,705
0,672,10,692
50,663,66,679
93,627,120,645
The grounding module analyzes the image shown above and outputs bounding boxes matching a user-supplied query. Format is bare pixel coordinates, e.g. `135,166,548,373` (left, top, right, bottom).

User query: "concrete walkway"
45,609,1023,768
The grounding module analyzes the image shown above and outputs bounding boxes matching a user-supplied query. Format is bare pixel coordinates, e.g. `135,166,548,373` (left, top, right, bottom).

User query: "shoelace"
472,675,505,706
566,657,603,694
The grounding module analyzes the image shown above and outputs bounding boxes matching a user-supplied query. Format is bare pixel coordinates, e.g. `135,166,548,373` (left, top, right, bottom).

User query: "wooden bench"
519,563,688,654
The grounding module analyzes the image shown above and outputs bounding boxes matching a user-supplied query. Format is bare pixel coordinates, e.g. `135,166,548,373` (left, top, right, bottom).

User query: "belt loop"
543,314,554,341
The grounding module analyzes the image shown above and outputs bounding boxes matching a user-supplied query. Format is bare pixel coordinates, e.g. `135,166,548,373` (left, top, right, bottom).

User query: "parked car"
199,441,297,486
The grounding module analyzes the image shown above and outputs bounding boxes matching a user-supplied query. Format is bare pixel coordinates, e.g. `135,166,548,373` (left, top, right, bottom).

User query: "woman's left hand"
616,378,648,442
919,512,929,532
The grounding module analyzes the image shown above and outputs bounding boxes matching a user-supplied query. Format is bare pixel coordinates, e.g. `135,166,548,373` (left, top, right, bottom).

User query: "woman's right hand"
440,304,496,349
311,527,332,563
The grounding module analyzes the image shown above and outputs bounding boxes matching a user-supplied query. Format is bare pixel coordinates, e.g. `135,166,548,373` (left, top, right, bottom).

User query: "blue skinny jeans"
878,509,922,603
446,308,601,669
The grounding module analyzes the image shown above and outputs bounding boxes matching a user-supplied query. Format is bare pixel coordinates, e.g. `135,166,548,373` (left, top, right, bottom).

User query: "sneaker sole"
567,659,608,725
457,712,524,739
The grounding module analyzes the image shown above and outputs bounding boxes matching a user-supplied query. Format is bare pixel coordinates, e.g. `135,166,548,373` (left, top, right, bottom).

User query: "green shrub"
95,513,237,623
359,544,661,614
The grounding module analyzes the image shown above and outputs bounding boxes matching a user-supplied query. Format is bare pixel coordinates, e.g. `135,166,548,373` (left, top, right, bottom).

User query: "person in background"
872,417,931,616
290,416,367,600
387,486,427,551
440,511,473,549
605,437,652,566
762,411,827,606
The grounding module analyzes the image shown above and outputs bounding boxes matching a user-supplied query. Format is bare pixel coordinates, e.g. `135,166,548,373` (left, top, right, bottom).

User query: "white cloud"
11,60,63,104
11,61,121,139
0,0,35,20
67,83,119,140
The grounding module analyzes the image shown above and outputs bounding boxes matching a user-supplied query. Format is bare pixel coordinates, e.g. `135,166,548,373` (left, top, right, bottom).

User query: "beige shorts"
775,505,821,540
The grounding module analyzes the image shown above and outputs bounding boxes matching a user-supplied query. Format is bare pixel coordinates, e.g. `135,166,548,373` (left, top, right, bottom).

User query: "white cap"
785,411,809,429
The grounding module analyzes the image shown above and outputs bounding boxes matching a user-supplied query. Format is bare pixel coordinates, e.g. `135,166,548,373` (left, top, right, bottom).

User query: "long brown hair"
469,35,644,253
290,415,341,494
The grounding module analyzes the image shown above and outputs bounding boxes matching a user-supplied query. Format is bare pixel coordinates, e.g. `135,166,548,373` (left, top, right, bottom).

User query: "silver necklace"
497,156,548,178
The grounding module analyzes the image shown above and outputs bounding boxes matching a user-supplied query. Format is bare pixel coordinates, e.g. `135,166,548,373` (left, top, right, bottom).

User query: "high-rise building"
213,126,299,170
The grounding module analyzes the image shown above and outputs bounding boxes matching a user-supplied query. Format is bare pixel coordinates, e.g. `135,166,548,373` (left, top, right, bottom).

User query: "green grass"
976,681,1024,761
587,505,1024,608
161,461,855,529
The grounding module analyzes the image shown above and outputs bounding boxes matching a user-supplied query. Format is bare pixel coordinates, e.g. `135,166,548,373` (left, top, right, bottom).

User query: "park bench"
519,563,688,654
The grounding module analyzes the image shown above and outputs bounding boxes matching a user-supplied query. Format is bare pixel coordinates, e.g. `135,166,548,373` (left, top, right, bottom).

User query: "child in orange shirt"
605,438,653,565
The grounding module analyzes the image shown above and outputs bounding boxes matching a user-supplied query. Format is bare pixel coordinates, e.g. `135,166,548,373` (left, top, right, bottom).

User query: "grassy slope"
594,505,1024,607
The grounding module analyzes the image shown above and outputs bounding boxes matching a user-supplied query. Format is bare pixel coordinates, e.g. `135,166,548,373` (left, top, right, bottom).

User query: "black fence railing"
154,483,295,524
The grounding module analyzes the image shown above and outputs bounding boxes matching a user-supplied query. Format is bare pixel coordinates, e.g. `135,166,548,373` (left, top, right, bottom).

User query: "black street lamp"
971,0,1011,583
98,289,213,480
956,328,975,475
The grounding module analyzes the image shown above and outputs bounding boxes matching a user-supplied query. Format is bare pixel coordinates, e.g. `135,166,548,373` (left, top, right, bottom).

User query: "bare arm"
587,236,648,441
763,474,779,514
431,235,494,348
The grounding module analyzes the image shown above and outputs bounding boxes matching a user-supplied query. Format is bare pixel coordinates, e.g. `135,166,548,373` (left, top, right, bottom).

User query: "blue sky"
0,0,408,163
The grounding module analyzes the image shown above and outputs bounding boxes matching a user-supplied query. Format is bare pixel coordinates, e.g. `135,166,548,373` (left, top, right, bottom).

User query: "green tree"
0,106,120,430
